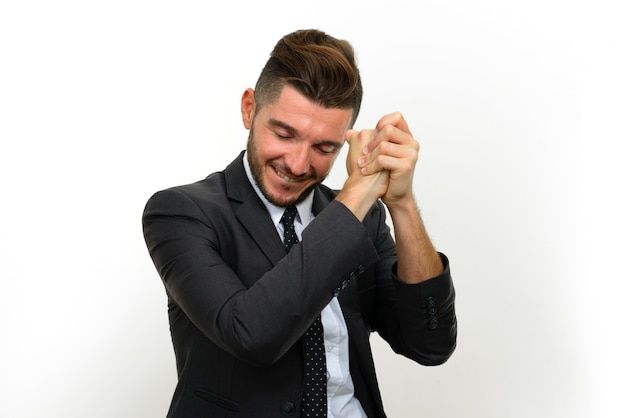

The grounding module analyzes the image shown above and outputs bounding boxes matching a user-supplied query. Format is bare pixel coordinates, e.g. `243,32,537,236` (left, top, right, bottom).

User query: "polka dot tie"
280,205,299,252
301,315,327,417
280,206,327,417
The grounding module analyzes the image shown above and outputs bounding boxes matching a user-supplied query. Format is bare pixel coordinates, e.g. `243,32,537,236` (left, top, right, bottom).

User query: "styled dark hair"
254,29,363,127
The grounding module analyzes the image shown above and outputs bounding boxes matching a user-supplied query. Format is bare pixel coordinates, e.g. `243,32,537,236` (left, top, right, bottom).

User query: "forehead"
259,86,354,137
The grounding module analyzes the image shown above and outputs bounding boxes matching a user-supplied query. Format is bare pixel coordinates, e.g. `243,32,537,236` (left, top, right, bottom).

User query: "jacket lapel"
224,152,286,266
223,151,350,281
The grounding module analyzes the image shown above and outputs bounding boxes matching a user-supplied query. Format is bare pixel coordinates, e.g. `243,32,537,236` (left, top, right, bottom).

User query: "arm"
358,112,443,283
346,113,456,364
142,187,380,367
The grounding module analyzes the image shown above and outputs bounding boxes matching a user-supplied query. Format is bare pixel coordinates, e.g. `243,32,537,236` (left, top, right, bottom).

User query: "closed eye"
316,142,340,155
274,131,292,140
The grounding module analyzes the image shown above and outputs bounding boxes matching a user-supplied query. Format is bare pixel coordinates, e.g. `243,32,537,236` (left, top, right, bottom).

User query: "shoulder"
169,171,227,201
145,152,248,210
143,171,229,218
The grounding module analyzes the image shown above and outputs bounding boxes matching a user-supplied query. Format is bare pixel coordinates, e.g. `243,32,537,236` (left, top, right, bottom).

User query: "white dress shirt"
244,153,367,417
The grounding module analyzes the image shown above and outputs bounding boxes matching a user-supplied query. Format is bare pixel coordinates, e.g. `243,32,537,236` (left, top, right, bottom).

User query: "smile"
274,166,303,183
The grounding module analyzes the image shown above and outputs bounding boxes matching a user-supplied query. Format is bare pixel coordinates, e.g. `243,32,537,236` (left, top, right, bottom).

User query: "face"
241,86,354,207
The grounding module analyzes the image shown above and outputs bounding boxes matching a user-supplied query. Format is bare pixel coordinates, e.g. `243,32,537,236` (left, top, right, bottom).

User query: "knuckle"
381,124,395,136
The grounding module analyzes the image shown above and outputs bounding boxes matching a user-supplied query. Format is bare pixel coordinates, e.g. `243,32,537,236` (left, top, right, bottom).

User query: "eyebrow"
267,118,344,149
268,118,298,136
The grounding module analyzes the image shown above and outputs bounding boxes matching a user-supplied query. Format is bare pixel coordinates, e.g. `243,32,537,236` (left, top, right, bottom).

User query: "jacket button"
428,317,439,329
281,401,295,415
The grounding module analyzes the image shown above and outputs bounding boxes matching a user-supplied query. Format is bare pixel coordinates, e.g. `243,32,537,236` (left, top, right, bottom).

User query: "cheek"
311,154,336,176
254,135,284,161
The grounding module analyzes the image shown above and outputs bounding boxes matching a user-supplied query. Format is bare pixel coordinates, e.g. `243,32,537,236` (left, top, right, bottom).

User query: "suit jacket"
142,152,457,418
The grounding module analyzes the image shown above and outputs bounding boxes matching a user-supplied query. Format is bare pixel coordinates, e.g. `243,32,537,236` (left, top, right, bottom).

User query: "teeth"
276,169,296,183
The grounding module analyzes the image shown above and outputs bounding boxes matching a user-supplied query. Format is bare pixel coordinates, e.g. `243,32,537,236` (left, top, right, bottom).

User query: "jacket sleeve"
365,200,457,366
142,187,381,367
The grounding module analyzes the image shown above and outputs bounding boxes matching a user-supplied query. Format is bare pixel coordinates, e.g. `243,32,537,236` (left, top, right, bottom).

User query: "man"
143,29,456,417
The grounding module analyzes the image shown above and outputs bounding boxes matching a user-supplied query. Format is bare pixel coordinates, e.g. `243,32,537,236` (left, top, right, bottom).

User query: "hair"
253,29,363,127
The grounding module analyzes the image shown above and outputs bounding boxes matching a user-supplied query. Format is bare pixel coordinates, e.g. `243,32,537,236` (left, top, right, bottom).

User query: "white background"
1,1,624,417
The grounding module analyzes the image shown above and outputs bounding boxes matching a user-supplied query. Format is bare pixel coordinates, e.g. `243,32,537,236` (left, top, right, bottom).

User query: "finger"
364,124,414,156
360,142,418,175
346,129,376,174
363,126,419,167
375,112,412,137
351,129,376,149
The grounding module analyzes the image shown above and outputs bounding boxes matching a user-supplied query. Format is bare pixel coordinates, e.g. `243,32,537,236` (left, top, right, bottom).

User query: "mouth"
272,164,312,184
274,167,298,183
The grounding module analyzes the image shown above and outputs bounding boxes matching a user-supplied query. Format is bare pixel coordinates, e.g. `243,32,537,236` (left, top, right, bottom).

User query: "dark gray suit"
142,152,457,417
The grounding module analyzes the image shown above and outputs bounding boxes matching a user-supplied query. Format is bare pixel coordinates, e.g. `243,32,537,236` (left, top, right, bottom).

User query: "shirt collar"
243,151,314,228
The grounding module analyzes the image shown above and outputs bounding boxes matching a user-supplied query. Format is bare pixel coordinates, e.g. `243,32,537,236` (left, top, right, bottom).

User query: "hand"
356,114,443,282
345,128,389,199
358,112,419,208
335,129,389,221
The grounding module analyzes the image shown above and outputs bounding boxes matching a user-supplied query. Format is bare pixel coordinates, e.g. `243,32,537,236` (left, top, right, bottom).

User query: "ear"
241,88,255,130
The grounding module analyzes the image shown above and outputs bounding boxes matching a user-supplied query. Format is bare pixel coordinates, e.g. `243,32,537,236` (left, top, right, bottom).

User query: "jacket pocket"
194,387,240,412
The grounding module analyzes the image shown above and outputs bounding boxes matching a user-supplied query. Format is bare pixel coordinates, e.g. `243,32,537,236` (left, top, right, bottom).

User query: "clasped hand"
345,112,419,208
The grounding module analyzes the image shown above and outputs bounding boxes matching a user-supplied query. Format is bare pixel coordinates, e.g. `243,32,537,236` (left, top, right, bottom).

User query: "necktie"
280,206,327,417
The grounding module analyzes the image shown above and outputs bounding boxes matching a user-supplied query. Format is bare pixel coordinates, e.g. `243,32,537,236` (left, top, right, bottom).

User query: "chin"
265,190,301,207
264,184,316,208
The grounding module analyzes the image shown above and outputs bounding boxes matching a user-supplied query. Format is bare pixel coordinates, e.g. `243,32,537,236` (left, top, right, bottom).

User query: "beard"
246,127,324,208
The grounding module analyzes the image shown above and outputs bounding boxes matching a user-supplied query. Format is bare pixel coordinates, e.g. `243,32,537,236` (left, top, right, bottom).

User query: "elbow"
418,321,458,366
215,321,292,368
420,340,457,366
226,339,290,368
395,318,457,366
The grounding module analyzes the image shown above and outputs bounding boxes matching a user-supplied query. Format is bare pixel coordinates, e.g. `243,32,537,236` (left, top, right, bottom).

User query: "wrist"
336,172,387,221
385,193,417,215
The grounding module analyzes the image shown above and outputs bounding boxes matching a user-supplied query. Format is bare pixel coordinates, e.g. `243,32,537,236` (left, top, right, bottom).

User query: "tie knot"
280,205,298,228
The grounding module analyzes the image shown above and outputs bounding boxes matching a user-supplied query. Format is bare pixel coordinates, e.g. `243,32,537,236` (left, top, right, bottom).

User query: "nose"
287,145,311,177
